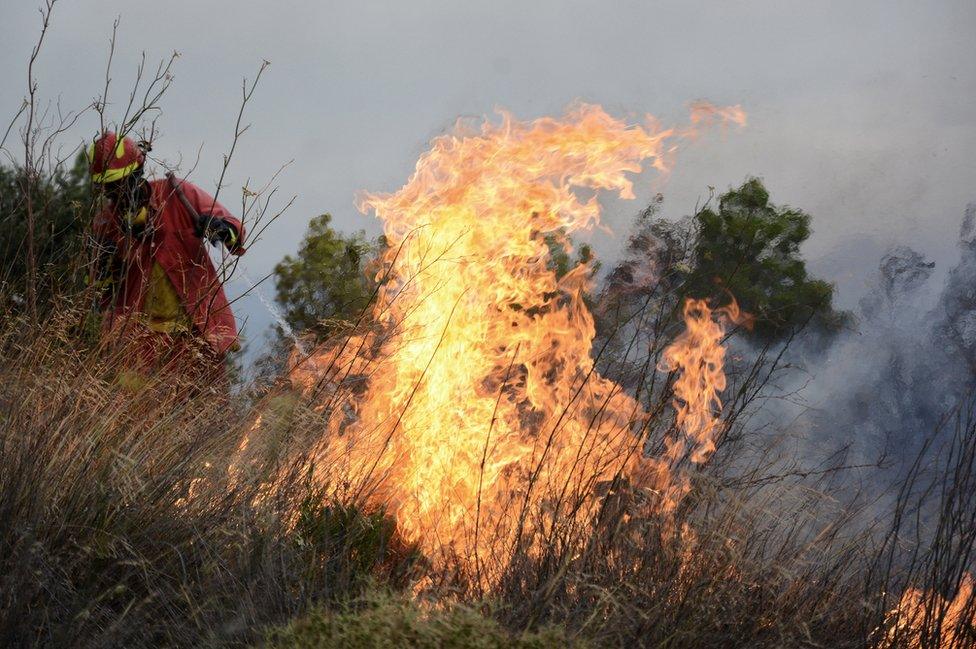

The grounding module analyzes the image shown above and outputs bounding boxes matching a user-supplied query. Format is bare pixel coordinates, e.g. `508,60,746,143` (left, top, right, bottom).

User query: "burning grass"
0,301,973,647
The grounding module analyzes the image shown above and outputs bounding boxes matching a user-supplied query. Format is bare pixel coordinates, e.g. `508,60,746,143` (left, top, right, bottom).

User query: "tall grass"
0,298,973,647
0,303,415,646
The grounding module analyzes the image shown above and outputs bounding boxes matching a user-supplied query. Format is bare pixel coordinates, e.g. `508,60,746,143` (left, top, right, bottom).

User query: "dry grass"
0,301,973,648
0,304,416,647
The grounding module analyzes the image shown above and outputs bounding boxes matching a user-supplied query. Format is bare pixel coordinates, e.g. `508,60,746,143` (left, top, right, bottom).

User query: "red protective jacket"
92,178,245,355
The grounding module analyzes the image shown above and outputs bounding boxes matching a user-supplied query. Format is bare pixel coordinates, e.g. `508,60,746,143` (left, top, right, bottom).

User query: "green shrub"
291,493,421,597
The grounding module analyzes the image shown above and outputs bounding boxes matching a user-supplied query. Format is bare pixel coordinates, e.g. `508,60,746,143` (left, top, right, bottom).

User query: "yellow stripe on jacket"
143,263,193,334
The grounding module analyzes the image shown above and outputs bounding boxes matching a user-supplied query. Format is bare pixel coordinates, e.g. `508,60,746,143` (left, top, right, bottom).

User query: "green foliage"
273,213,376,340
544,231,598,281
541,230,601,317
0,152,93,304
264,589,586,649
686,178,849,342
292,491,420,595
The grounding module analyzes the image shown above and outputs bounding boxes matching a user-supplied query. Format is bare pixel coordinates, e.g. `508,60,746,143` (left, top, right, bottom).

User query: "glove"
87,237,120,294
198,215,240,251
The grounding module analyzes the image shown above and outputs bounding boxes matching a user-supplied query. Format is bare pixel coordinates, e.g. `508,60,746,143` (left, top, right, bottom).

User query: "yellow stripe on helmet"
91,160,141,184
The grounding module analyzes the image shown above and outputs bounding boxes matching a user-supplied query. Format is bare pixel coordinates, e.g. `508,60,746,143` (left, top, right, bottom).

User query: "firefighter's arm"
181,180,246,255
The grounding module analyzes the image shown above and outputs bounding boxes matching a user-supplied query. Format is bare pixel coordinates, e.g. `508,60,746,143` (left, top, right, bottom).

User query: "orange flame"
882,574,975,648
662,298,744,465
279,102,744,568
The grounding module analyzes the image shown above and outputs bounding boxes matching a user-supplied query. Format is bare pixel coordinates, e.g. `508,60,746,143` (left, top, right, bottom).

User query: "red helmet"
88,132,145,184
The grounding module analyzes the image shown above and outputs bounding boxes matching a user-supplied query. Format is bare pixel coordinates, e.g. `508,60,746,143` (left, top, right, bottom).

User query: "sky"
2,0,974,369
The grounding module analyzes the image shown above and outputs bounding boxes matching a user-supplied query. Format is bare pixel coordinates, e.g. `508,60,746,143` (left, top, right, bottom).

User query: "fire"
281,102,744,567
662,298,744,465
882,574,975,648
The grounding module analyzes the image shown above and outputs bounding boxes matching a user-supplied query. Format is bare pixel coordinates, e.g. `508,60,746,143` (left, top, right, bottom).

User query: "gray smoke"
775,203,976,477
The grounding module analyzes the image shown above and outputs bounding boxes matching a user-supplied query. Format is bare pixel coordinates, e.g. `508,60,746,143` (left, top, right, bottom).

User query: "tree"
598,179,848,347
273,213,377,341
684,178,848,343
0,152,93,310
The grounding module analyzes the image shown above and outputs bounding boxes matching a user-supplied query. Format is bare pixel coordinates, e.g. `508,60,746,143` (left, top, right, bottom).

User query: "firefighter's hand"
200,216,240,250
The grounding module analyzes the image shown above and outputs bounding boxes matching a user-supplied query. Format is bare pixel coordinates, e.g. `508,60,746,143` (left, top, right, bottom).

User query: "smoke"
768,203,976,482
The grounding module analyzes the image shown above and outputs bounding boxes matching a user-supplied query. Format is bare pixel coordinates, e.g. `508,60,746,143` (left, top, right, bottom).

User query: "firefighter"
88,131,245,383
